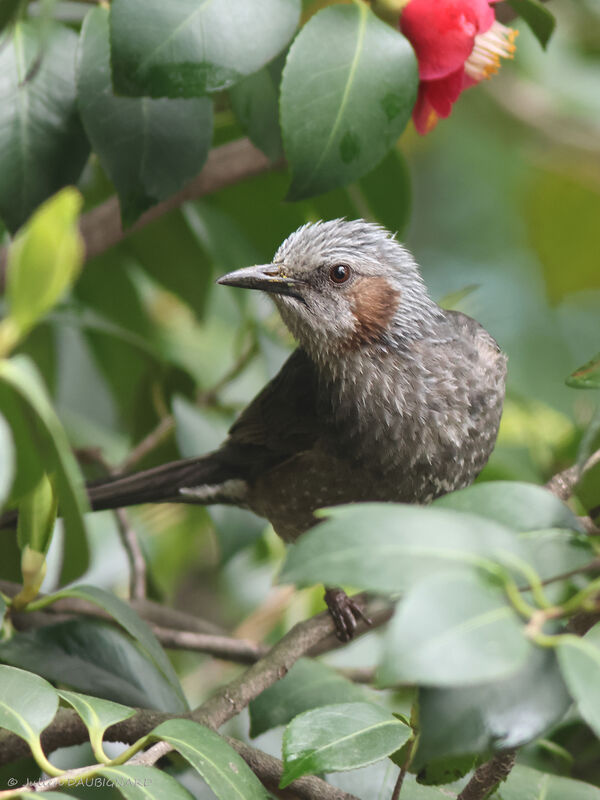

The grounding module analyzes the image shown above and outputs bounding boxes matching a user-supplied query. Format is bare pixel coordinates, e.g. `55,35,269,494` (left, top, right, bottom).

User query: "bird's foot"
324,587,371,642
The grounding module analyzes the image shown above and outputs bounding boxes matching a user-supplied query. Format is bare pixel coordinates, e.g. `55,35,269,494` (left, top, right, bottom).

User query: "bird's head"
218,219,441,364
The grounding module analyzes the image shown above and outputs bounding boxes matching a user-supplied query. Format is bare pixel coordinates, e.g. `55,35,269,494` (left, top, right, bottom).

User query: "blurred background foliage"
0,0,599,794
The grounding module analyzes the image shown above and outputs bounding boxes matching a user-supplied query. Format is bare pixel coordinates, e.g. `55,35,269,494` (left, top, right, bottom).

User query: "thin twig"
150,625,268,663
546,448,600,503
117,416,175,475
457,750,517,800
115,508,147,600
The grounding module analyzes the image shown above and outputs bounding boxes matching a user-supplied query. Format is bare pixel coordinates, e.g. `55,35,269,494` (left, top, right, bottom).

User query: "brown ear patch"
349,276,400,347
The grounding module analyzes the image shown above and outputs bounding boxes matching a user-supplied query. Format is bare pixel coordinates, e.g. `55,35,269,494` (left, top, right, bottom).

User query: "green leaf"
281,4,417,199
173,395,229,457
0,664,58,744
433,481,582,533
0,619,184,712
506,0,556,49
77,7,213,227
0,355,89,583
45,584,187,711
98,765,194,800
229,55,285,162
17,473,57,555
0,412,15,506
58,690,135,761
0,21,90,233
0,0,23,33
151,719,269,799
208,505,266,564
249,658,369,738
4,187,83,343
109,0,301,98
281,701,411,787
414,647,571,770
280,503,524,593
0,596,6,627
379,571,531,687
518,528,594,583
557,624,600,740
567,353,600,390
496,764,600,800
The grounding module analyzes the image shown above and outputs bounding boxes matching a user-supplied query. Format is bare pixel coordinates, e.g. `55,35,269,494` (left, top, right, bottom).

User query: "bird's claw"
324,587,372,642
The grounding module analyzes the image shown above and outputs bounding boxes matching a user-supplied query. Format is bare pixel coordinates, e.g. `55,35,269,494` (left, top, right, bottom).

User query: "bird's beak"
217,264,305,300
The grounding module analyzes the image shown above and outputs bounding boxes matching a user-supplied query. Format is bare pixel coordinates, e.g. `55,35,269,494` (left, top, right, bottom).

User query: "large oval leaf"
109,0,300,98
0,664,58,744
78,7,213,227
280,701,411,787
151,719,269,799
379,571,531,687
0,21,89,232
98,766,194,800
281,4,417,199
500,764,600,800
280,503,525,593
557,624,600,740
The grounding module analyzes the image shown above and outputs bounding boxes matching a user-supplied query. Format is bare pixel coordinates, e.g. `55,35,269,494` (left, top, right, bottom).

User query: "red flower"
400,0,517,135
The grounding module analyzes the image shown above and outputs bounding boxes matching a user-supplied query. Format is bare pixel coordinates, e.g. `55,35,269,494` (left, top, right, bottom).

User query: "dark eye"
329,264,351,284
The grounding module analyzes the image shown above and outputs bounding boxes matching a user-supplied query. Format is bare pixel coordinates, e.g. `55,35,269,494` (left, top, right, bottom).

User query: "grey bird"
68,220,509,637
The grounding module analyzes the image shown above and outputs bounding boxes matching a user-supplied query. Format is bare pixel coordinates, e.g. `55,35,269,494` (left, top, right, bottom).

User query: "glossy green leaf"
0,619,184,712
17,473,57,555
46,584,187,711
280,503,524,593
557,624,600,740
110,0,300,98
0,412,15,506
567,353,600,390
433,481,582,533
379,571,530,687
229,54,285,162
58,689,135,756
518,528,594,583
281,701,411,787
506,0,556,49
77,7,213,227
496,764,600,800
0,664,58,744
151,719,269,799
5,187,83,342
414,647,571,770
249,658,369,738
281,4,417,199
98,765,194,800
0,21,89,232
0,355,89,583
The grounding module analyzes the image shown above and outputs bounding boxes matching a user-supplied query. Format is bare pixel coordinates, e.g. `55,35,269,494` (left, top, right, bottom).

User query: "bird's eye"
329,264,351,284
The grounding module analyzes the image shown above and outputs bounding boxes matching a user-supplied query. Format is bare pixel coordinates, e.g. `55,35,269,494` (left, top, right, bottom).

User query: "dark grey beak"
217,264,305,300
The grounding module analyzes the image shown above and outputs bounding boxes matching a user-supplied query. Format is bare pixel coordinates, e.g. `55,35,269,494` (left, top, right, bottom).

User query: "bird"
2,219,508,639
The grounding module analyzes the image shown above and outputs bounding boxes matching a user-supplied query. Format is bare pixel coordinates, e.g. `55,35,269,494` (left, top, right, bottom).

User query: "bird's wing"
226,347,320,460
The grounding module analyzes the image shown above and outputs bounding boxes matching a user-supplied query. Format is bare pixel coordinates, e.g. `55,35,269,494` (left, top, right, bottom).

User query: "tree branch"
546,448,600,503
457,750,517,800
0,138,275,290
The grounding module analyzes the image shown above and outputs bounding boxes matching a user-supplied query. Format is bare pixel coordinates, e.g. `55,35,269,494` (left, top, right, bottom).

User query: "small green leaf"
44,584,187,711
0,355,89,583
281,4,417,199
281,701,412,787
58,690,135,762
499,764,600,800
0,664,58,744
229,55,285,162
5,187,83,344
0,21,89,233
151,719,269,799
379,571,531,687
567,353,600,390
0,412,15,506
77,7,213,227
506,0,556,49
433,481,583,532
557,624,600,740
17,473,57,555
98,765,194,800
249,658,369,738
280,503,524,593
109,0,300,98
0,619,184,712
414,647,571,770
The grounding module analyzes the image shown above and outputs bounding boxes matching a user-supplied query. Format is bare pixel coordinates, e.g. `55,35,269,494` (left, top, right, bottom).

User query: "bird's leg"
324,587,372,642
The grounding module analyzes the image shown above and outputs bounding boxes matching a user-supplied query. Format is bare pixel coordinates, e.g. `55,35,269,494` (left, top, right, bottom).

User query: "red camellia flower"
400,0,517,135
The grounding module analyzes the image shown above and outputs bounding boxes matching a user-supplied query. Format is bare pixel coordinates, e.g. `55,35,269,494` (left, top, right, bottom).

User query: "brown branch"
0,138,275,290
457,750,517,800
115,508,147,600
117,416,175,475
150,624,267,663
546,448,600,503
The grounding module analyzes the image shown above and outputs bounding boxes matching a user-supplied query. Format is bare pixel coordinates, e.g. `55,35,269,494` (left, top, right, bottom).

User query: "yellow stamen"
465,20,518,82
